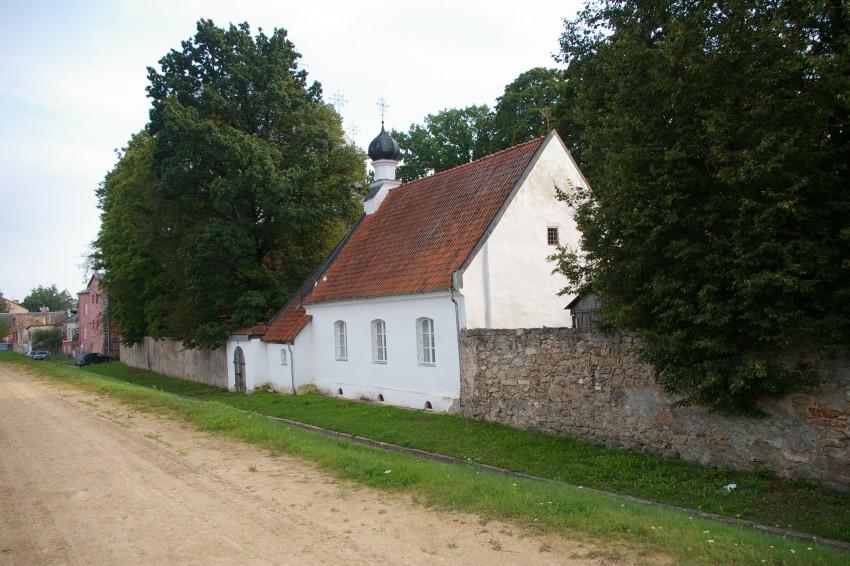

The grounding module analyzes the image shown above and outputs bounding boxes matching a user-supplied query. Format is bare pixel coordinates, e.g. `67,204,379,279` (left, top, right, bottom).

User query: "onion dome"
367,123,400,161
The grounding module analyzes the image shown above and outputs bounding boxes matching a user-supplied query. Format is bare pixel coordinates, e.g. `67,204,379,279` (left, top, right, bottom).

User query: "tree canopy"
94,20,366,348
21,285,75,312
31,328,62,351
391,68,573,182
552,0,850,411
493,67,567,148
391,105,497,182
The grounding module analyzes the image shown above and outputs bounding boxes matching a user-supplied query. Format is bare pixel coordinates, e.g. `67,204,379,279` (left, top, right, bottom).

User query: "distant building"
78,274,120,358
62,312,79,357
10,311,70,353
2,297,28,314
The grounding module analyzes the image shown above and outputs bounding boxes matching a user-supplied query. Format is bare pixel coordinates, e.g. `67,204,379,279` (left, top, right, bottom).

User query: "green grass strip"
79,358,850,543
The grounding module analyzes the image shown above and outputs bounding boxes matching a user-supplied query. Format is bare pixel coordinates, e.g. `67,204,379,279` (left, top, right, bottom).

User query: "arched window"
334,320,348,361
371,319,387,363
416,317,435,365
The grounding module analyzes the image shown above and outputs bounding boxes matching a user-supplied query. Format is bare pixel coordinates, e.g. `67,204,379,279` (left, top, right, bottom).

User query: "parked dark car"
74,353,114,366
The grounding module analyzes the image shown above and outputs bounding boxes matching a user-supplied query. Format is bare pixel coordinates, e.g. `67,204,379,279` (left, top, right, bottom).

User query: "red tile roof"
262,299,311,343
260,134,550,343
230,322,268,337
304,135,547,304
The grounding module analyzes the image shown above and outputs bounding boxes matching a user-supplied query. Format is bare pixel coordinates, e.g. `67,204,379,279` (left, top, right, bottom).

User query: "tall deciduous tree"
553,0,850,411
0,291,9,342
94,131,175,345
31,328,62,351
21,285,75,312
392,105,496,182
95,20,366,348
493,67,568,147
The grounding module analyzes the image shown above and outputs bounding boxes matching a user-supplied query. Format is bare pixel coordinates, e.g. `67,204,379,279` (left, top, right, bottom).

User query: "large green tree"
0,291,9,341
392,70,576,182
95,20,366,348
492,67,568,148
21,285,75,312
94,131,176,344
391,105,496,181
553,0,850,411
31,328,62,351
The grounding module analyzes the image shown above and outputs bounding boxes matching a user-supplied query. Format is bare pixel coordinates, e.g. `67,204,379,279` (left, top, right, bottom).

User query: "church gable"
304,135,548,304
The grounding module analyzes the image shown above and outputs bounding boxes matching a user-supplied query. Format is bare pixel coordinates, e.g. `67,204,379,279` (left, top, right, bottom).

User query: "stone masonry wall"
460,328,850,490
120,337,227,388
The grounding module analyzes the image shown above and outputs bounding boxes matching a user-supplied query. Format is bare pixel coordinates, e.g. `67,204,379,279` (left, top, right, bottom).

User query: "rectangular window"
547,226,559,246
372,319,387,363
280,348,288,365
334,321,348,361
83,326,88,340
417,318,435,365
84,303,89,316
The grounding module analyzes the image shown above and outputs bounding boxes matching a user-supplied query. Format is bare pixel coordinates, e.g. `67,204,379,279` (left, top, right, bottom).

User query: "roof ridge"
400,135,547,189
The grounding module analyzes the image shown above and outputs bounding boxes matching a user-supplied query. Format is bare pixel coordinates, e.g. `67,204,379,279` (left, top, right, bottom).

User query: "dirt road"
0,365,617,565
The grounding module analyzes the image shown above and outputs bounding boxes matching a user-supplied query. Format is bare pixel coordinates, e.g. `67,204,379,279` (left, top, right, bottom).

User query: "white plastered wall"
461,136,581,329
261,321,315,393
225,336,268,392
305,292,461,412
226,322,315,394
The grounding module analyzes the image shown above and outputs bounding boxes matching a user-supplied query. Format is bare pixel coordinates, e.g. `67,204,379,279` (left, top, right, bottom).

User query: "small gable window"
417,317,435,366
371,319,387,363
547,226,559,246
334,320,348,361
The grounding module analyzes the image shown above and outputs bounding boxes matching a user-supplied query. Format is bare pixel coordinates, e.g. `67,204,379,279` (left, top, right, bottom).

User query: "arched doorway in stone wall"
233,346,246,393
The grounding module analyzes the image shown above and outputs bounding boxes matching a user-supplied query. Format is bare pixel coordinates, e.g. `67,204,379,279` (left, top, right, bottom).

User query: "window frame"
280,348,288,365
547,226,560,246
416,317,436,366
371,319,387,364
334,320,348,361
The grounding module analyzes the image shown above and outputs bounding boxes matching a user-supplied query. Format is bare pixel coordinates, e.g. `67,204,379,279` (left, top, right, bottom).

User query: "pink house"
77,274,120,358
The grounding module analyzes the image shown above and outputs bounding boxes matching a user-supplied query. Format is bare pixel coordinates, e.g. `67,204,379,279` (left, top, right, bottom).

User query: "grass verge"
78,358,850,544
3,353,849,564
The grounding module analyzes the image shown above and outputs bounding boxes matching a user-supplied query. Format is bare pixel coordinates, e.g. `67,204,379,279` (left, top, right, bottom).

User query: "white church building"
226,126,586,412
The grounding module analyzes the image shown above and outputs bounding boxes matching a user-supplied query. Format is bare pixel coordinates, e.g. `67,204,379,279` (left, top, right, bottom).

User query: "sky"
0,0,583,304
